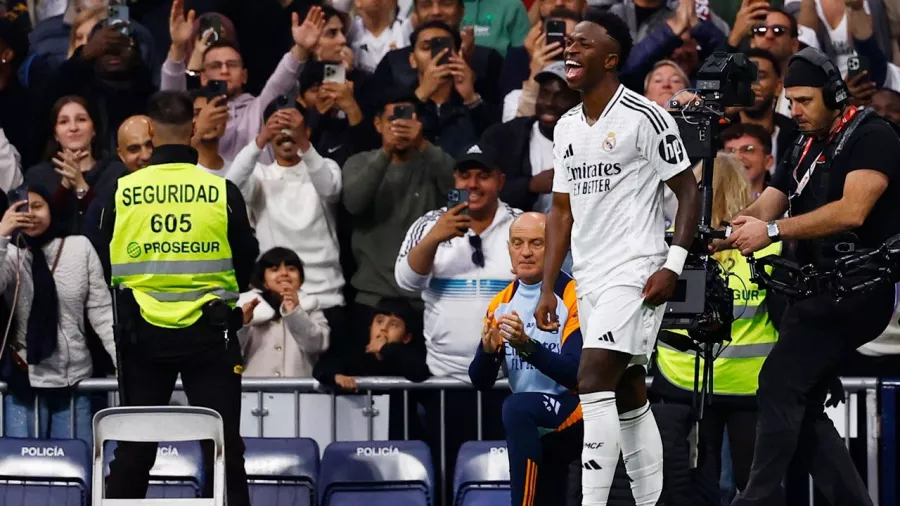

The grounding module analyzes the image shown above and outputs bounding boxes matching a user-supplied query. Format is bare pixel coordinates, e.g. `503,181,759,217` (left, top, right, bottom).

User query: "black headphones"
788,47,849,110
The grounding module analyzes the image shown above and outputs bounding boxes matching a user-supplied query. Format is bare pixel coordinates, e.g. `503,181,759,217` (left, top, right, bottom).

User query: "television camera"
658,53,757,418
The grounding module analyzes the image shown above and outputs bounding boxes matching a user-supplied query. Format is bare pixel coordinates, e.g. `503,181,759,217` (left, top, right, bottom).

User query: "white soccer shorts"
578,286,666,365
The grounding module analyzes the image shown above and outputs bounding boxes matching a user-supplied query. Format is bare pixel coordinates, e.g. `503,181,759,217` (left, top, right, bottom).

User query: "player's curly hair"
583,8,633,70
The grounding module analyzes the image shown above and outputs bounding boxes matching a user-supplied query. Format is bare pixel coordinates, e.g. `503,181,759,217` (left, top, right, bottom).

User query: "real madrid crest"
603,132,616,152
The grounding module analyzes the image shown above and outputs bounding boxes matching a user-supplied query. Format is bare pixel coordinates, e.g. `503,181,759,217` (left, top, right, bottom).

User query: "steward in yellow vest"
99,91,258,506
656,242,781,396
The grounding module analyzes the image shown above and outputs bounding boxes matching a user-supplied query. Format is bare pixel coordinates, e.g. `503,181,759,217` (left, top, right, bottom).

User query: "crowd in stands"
0,0,899,503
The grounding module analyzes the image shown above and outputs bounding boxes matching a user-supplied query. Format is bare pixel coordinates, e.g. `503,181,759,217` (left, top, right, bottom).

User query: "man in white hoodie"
228,98,346,330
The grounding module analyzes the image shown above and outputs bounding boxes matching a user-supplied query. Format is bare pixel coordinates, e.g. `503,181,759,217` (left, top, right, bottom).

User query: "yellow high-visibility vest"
656,242,781,396
110,162,239,329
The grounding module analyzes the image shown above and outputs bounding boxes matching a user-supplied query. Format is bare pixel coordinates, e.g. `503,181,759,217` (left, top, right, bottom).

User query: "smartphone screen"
391,104,414,120
199,17,222,43
447,189,470,215
275,93,297,110
206,80,228,97
323,63,346,84
848,55,871,81
430,37,454,65
545,19,566,59
108,5,129,22
8,185,28,213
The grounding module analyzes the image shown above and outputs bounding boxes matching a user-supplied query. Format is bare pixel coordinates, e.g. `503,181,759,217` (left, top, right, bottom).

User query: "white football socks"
580,391,620,505
619,402,664,506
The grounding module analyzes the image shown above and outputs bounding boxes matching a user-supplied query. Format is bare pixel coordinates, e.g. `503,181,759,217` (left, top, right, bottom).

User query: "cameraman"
723,47,900,506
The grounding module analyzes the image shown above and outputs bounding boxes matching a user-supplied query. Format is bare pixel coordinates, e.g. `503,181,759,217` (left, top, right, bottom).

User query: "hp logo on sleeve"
658,135,686,164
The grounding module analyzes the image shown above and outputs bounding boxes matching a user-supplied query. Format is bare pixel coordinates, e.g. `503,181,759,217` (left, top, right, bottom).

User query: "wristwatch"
75,187,89,200
766,221,781,241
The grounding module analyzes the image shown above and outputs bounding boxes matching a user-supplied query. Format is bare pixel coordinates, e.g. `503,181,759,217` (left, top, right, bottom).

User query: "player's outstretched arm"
535,192,573,330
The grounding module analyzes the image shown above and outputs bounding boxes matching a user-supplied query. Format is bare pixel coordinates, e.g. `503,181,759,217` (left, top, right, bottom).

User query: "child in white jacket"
238,247,330,377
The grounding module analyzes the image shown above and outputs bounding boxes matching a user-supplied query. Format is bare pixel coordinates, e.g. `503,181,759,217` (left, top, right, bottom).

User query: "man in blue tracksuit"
469,212,582,506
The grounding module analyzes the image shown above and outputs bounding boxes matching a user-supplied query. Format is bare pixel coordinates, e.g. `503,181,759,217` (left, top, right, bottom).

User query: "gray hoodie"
0,235,116,388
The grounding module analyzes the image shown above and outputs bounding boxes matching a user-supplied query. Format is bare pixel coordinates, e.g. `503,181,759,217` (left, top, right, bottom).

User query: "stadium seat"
103,440,204,498
453,441,511,506
319,440,434,506
244,437,319,506
0,437,90,506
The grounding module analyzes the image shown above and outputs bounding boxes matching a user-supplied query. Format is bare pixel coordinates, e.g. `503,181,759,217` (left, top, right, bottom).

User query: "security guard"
100,91,259,506
724,48,900,506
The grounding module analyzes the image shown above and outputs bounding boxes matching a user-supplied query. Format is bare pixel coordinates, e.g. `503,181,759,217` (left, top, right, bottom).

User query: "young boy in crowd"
313,299,430,391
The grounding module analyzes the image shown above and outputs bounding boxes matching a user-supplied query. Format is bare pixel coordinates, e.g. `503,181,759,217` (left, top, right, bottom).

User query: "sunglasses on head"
469,235,485,268
752,25,790,37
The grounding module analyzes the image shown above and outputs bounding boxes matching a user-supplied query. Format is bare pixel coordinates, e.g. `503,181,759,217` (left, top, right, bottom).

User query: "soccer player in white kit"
534,10,701,506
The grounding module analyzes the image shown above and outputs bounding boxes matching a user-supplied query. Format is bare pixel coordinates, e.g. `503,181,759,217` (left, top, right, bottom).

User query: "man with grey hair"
469,212,583,506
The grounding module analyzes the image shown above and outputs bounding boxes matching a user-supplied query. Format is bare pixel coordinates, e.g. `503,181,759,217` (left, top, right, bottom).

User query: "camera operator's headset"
788,47,849,110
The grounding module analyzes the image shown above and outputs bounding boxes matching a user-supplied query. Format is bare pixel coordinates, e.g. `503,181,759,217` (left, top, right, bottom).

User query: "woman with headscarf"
0,185,116,446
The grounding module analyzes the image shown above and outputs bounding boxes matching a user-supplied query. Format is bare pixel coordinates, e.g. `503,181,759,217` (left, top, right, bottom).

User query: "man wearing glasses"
163,0,328,162
395,142,522,499
722,123,775,197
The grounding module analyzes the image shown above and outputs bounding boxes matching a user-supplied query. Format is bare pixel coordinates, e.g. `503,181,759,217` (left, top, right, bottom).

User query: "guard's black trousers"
733,283,893,506
104,318,250,506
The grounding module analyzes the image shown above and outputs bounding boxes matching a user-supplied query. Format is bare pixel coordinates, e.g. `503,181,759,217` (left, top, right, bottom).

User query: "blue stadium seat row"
0,437,511,506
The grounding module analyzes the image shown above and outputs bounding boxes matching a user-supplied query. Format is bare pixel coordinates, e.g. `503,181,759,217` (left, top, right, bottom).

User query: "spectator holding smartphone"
163,0,327,162
366,0,505,112
182,13,240,89
298,61,372,167
227,98,346,334
0,185,116,448
500,8,581,121
499,5,583,97
408,21,498,157
394,142,521,493
33,16,156,156
238,247,330,378
342,90,455,346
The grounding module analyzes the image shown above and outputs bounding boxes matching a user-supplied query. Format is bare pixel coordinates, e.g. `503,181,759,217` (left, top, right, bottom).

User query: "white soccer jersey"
552,85,691,297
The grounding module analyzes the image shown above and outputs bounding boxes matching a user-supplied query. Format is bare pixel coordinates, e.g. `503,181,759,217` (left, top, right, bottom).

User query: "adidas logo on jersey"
583,459,602,470
598,331,615,343
563,144,574,159
543,395,560,414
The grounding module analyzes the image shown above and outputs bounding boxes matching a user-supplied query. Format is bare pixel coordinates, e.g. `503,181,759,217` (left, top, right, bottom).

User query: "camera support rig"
658,52,757,421
749,233,900,301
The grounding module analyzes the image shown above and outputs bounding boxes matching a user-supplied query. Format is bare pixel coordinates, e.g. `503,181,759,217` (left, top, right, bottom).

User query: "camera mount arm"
748,233,900,300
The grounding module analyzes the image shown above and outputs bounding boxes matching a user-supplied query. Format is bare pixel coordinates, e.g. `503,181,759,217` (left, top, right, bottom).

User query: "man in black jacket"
480,61,580,212
33,20,156,157
362,0,504,114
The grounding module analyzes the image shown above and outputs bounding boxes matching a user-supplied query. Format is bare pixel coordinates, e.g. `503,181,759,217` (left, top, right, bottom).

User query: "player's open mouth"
565,60,583,80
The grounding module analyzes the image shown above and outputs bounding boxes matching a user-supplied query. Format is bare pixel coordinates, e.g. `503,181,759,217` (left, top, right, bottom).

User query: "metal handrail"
0,375,878,393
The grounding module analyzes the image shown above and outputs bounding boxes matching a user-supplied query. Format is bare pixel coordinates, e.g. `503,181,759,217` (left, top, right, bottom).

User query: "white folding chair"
92,406,226,506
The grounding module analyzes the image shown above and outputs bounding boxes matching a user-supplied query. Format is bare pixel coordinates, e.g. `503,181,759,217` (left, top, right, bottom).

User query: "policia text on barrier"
96,92,259,506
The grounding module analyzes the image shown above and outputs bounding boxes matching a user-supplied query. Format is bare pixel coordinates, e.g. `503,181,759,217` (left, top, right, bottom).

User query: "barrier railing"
881,378,899,506
0,376,883,505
